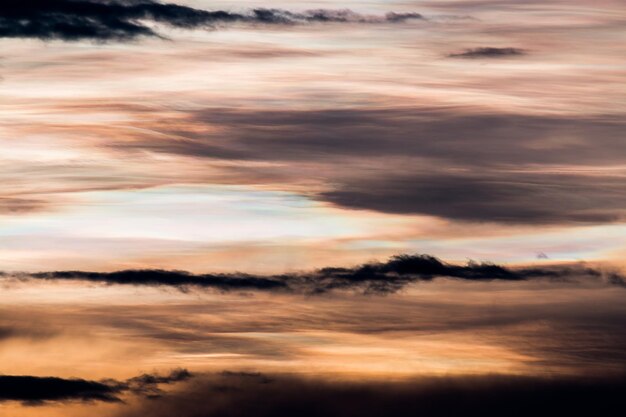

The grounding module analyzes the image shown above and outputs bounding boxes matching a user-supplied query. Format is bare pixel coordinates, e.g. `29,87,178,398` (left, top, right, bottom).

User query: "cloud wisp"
4,254,623,294
0,1,423,41
449,47,526,58
0,369,191,405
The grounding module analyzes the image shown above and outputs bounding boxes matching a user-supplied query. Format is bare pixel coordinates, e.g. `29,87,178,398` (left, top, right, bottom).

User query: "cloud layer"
4,254,623,294
0,1,423,41
115,371,626,417
120,107,625,225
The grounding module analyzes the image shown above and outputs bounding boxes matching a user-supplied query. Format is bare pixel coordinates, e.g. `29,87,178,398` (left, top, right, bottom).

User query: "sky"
1,1,625,416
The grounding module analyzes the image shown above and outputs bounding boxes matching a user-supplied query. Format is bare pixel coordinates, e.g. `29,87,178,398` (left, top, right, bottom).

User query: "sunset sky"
1,1,625,416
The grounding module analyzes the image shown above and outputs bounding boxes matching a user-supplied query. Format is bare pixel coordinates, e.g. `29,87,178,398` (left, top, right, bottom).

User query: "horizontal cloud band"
0,369,191,405
5,369,625,414
3,254,623,294
0,1,423,41
449,47,526,58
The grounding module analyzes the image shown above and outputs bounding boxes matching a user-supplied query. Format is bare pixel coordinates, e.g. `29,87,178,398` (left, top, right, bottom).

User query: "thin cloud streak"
4,254,624,294
448,47,526,58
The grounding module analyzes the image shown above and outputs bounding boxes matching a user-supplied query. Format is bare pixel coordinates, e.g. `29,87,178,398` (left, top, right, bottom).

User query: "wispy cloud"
0,1,423,41
449,47,526,58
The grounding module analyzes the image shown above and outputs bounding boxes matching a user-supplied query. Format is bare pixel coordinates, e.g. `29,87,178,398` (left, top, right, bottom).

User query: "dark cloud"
449,47,526,58
0,1,423,41
5,254,623,294
128,107,625,224
169,108,624,166
319,172,626,224
26,269,289,291
125,368,192,398
0,369,191,405
115,371,626,417
0,375,122,404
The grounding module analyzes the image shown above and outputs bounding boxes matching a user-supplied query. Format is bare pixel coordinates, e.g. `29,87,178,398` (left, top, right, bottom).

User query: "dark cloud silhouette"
27,269,289,291
0,1,423,41
127,107,625,224
0,375,122,404
115,371,626,417
5,254,623,294
0,369,191,405
449,47,526,58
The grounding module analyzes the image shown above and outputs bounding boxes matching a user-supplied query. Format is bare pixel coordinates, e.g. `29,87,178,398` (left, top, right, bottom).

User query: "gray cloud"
120,107,626,225
319,172,626,224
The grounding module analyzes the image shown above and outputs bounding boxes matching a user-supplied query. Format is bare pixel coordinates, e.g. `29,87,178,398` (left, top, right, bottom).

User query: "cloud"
0,1,423,41
318,172,626,224
0,325,56,341
125,368,192,398
449,47,526,58
115,371,626,417
127,107,624,225
25,269,289,291
0,375,122,404
4,254,623,294
0,369,191,405
0,197,48,214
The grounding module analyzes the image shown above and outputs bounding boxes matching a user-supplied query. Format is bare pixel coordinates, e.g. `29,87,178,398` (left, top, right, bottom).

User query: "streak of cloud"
4,254,623,294
449,47,526,58
0,1,423,41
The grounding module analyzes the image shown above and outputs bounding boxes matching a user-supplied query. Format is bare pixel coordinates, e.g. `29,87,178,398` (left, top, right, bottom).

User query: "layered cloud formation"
1,2,625,417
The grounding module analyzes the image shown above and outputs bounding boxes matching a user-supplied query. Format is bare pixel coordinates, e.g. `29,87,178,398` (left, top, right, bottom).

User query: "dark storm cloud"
115,371,626,417
0,369,191,405
126,107,626,224
5,254,624,294
0,1,423,41
449,47,526,58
